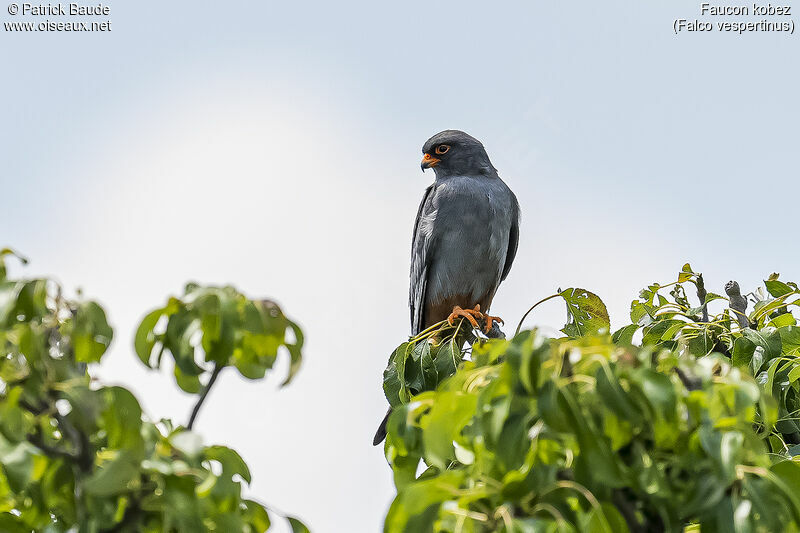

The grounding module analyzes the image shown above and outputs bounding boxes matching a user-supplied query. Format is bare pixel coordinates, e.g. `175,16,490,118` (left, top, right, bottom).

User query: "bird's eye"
435,144,450,155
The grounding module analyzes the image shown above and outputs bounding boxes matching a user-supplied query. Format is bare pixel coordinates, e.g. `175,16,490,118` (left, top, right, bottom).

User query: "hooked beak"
421,153,440,172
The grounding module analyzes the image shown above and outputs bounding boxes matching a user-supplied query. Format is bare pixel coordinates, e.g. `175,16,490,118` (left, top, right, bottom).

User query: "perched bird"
373,130,519,445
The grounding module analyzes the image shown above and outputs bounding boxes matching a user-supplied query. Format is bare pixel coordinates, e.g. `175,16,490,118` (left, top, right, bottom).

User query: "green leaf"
205,445,251,498
611,324,639,345
384,342,410,407
678,263,694,283
765,279,794,298
243,500,271,532
769,460,800,525
233,340,270,380
420,392,476,469
0,438,37,492
586,502,629,533
771,459,800,495
163,475,205,531
698,426,742,483
281,322,304,386
384,471,465,532
288,517,310,533
174,364,202,394
779,326,800,355
630,300,653,326
202,294,234,365
596,366,641,423
0,513,30,533
72,301,113,363
135,308,163,367
559,288,610,338
432,337,461,378
638,369,677,419
417,341,437,390
103,387,143,453
703,292,726,305
732,337,756,368
83,450,139,496
768,313,796,328
741,327,782,361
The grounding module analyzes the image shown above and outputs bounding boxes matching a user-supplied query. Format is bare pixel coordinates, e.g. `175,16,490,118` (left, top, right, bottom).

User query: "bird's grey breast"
423,175,514,307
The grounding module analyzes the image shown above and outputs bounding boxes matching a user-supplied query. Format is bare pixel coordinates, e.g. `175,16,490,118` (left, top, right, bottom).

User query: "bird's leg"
447,304,483,329
481,313,504,334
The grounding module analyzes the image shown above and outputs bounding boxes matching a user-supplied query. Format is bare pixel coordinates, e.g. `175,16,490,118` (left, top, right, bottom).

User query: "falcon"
373,130,520,445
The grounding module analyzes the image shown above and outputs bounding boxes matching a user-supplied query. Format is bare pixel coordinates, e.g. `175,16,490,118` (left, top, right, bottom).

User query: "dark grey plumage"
373,130,519,446
410,130,519,335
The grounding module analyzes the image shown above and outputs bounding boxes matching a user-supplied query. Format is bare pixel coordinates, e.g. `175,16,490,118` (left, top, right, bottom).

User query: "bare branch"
187,364,223,430
695,273,709,322
725,280,750,329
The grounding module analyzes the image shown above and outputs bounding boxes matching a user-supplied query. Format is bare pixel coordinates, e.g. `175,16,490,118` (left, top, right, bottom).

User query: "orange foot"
482,313,504,334
447,304,483,330
446,305,504,334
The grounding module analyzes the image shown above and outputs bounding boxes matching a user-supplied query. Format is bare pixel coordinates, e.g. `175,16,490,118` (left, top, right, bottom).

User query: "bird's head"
420,130,497,177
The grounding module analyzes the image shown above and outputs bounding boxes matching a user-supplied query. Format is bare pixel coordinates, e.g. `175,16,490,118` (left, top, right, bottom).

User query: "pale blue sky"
3,1,799,531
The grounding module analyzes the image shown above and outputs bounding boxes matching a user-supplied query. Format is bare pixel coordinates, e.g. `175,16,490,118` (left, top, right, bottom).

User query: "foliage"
135,285,303,394
617,264,800,454
0,248,306,532
515,288,610,339
383,321,477,410
382,273,800,532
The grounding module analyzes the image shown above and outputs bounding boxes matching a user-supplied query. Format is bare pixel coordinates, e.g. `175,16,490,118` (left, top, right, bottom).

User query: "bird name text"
699,3,791,15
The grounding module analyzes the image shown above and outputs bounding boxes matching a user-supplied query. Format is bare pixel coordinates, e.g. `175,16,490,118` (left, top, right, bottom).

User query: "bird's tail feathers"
372,407,391,446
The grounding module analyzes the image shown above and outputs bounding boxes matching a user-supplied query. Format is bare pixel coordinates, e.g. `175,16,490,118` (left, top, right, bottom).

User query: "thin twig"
19,398,48,415
26,430,81,463
54,411,93,471
22,398,93,471
187,364,223,430
674,367,702,391
612,489,646,533
515,293,561,336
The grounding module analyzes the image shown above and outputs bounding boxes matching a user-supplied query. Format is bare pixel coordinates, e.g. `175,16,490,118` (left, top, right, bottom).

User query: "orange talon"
483,314,504,334
447,305,482,329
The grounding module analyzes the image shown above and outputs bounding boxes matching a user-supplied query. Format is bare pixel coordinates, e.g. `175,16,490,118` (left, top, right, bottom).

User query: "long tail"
372,407,391,445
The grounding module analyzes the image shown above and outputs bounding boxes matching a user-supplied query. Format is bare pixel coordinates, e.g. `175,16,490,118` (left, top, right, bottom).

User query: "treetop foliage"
6,244,800,533
382,263,800,533
0,248,308,533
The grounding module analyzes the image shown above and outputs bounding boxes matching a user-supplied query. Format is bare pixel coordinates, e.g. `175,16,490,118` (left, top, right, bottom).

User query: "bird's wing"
410,184,435,335
500,194,520,281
